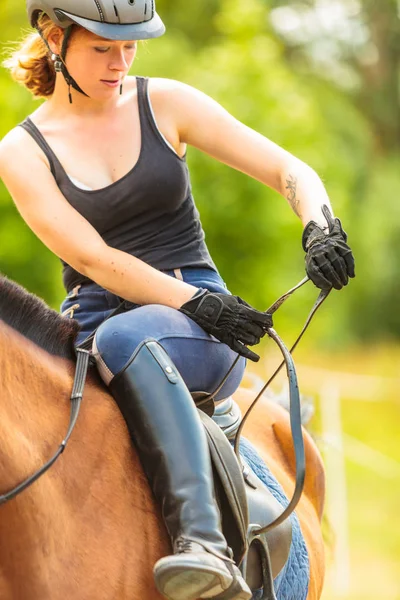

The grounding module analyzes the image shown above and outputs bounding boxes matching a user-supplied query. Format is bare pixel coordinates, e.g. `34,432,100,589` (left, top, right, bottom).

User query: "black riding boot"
109,339,251,600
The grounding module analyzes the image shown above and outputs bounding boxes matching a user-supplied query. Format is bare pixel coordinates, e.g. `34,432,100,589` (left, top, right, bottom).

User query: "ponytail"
3,15,59,99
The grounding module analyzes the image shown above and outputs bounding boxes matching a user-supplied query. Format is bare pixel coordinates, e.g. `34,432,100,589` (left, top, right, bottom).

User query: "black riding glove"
179,289,273,362
302,205,355,290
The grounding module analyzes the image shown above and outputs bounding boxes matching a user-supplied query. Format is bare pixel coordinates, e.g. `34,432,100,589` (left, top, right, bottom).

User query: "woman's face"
54,27,138,98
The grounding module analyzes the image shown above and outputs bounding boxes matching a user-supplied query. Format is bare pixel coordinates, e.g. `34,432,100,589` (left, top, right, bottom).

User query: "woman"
0,2,355,600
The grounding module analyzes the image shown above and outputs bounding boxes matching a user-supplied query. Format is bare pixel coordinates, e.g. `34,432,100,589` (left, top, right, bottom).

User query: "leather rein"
0,278,329,522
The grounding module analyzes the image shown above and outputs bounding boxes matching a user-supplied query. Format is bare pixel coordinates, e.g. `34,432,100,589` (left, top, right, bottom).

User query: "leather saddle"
192,394,292,595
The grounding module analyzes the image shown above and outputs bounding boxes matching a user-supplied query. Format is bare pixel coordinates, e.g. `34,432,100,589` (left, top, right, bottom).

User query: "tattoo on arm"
285,174,300,217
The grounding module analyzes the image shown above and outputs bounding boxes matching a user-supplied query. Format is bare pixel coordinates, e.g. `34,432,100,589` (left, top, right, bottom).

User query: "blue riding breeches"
60,267,246,400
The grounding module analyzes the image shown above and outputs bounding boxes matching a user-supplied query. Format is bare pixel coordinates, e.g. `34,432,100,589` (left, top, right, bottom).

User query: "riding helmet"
27,0,166,40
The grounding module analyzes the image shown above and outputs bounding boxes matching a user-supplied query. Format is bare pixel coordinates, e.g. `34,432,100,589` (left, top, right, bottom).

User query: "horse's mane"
0,274,80,360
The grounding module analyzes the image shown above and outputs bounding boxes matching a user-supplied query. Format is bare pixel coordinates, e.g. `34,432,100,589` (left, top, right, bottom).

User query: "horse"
0,275,325,600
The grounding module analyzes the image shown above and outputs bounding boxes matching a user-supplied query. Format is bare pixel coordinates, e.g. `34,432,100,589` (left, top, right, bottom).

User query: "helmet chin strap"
36,24,90,102
57,27,90,101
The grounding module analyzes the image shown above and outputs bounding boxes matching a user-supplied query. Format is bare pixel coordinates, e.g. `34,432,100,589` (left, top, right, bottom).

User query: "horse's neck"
0,322,74,487
0,321,167,600
0,318,134,505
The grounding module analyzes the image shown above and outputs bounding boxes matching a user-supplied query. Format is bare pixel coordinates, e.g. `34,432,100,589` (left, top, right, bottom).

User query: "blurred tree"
268,0,400,149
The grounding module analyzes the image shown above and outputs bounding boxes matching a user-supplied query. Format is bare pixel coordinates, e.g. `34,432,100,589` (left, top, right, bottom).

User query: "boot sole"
155,563,252,600
201,577,253,600
155,563,231,600
202,572,253,600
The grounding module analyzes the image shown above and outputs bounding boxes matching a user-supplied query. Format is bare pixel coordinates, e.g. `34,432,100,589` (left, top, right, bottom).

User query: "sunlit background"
1,1,399,598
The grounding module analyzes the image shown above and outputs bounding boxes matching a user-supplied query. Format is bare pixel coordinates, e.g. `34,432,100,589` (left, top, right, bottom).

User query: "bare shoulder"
147,77,212,106
146,77,222,140
0,125,46,175
0,126,27,157
0,126,38,165
147,76,184,93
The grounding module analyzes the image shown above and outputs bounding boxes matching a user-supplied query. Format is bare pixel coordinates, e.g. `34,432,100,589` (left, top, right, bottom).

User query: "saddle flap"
198,409,293,590
198,410,249,564
243,462,292,580
191,391,215,417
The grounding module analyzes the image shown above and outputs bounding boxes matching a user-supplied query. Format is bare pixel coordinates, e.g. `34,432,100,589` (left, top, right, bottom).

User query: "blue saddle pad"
238,439,310,600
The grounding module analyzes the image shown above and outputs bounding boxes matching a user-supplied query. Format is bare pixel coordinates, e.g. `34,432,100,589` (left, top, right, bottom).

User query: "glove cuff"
302,207,348,251
189,287,207,300
190,292,224,326
302,221,326,251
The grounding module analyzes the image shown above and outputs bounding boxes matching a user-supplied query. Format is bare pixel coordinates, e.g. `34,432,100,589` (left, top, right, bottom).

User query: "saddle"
193,395,292,595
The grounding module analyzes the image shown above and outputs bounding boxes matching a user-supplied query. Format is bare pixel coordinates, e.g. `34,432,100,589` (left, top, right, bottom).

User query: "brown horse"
0,276,325,600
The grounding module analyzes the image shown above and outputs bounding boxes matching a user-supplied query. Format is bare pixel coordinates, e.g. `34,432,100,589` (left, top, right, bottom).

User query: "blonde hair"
3,14,64,99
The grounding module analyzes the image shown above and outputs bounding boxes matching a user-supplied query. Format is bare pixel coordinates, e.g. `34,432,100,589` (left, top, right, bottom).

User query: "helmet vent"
93,0,105,21
113,1,119,17
128,0,135,5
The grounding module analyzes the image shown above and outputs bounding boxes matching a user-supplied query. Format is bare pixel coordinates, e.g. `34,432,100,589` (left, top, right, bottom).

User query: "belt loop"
67,284,82,300
174,268,183,281
62,303,80,319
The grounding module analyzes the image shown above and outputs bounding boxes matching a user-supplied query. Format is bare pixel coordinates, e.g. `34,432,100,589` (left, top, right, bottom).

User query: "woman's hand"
303,205,355,290
179,289,272,362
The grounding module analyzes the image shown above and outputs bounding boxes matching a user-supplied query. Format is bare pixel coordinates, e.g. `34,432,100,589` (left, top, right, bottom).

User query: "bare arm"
0,129,197,307
157,79,332,228
84,247,197,307
279,163,333,226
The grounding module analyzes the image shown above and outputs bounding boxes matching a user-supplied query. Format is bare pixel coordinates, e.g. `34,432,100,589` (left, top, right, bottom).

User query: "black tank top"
20,76,217,292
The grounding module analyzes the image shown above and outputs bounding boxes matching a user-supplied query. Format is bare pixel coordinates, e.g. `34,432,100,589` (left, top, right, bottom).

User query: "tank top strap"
19,118,58,178
135,76,157,143
136,76,185,158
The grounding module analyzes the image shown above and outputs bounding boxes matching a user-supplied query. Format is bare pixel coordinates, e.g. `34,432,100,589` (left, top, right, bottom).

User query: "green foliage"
0,0,399,345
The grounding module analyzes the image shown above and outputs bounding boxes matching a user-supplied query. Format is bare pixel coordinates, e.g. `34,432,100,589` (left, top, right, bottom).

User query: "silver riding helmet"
27,0,165,99
27,0,166,41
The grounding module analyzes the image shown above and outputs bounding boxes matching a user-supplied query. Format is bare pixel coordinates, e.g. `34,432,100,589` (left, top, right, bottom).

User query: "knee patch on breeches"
92,304,197,384
92,303,246,399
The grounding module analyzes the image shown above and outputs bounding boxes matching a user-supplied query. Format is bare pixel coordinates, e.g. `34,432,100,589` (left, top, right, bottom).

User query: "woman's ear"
47,27,65,55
